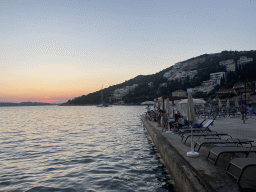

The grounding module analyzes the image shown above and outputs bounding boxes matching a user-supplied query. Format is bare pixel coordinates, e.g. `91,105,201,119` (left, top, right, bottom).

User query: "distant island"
0,102,58,107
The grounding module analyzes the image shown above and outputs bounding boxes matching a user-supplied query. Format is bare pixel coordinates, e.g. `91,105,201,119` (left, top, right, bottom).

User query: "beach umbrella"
186,94,196,123
235,97,239,108
186,93,199,158
141,101,154,105
226,99,230,108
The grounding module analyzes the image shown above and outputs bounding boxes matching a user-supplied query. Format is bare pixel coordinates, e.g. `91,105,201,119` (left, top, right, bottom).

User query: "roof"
216,88,234,93
173,90,186,92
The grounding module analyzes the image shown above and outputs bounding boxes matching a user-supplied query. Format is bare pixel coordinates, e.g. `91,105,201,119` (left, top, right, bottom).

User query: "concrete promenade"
141,115,256,192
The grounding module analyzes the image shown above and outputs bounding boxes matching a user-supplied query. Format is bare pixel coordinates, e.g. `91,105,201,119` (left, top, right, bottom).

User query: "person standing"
162,111,168,132
240,102,247,123
146,105,151,113
247,104,253,118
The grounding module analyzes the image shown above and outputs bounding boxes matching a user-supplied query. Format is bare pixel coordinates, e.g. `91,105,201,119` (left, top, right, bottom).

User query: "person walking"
247,104,253,118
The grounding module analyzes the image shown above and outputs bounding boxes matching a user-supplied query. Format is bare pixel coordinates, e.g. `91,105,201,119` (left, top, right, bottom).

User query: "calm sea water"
0,106,176,192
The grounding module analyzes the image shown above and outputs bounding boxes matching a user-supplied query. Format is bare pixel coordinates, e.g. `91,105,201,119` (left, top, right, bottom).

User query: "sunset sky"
1,0,256,103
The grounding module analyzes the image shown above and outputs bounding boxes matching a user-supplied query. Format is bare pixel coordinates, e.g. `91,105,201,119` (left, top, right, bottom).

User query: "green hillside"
63,50,256,105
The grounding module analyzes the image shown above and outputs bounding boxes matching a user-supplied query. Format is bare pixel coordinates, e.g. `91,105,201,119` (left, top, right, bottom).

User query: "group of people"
145,102,188,133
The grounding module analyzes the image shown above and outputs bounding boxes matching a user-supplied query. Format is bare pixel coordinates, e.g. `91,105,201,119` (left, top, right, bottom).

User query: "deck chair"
181,130,229,144
194,138,254,152
207,146,256,165
178,119,213,136
226,157,256,184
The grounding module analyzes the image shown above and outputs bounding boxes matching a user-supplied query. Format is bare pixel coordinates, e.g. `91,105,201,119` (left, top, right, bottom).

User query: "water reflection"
0,106,176,192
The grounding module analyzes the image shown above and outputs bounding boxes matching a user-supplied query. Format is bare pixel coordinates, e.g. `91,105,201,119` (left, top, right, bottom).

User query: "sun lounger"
181,131,230,144
226,157,256,184
194,138,254,152
178,119,213,136
207,146,256,165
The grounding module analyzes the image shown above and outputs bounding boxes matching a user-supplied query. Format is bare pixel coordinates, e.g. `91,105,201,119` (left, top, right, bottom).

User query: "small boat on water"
97,85,109,107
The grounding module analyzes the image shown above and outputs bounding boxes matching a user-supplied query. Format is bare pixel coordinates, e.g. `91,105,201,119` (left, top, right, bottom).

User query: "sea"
0,105,176,192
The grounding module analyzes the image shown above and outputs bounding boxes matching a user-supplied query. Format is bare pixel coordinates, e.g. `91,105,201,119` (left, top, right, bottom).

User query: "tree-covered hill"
63,50,256,105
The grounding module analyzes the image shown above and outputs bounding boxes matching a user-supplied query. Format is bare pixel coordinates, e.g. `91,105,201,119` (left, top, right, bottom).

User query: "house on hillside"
216,88,234,94
219,59,236,72
172,90,187,97
219,59,235,66
194,85,214,94
226,63,236,72
237,56,253,65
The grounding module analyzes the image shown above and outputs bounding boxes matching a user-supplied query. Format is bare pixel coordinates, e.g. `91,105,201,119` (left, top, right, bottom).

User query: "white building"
202,72,226,87
226,63,236,72
237,56,253,65
112,84,139,99
187,88,195,94
194,85,214,94
219,59,235,66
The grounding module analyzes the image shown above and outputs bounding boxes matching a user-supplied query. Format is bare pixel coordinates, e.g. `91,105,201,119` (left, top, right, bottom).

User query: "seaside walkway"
141,116,256,192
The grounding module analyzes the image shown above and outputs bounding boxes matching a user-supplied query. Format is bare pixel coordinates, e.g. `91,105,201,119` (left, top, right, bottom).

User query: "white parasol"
165,98,170,115
186,93,199,157
141,101,154,105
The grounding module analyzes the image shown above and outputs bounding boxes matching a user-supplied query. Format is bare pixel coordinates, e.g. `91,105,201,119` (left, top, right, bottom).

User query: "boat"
97,85,109,107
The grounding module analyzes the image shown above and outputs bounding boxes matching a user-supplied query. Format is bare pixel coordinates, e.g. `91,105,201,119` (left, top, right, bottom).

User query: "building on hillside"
219,59,235,66
172,90,187,97
148,82,153,87
216,88,234,94
202,72,226,87
159,83,167,87
233,82,245,89
237,56,253,65
187,88,195,94
112,84,139,100
219,59,236,72
226,63,236,72
194,85,214,94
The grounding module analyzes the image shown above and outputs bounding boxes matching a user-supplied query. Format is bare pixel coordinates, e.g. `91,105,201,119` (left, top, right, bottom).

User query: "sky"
1,0,256,103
